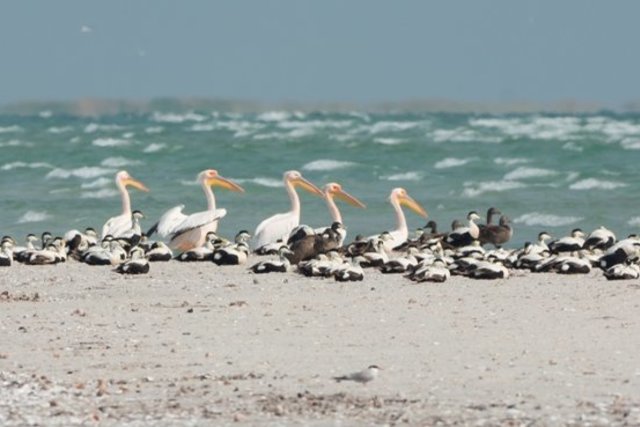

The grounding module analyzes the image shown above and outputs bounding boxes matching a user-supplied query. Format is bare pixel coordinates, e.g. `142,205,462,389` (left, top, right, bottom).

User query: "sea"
1,110,639,247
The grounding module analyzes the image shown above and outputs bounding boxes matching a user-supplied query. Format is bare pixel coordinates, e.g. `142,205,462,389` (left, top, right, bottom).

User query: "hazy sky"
2,1,640,105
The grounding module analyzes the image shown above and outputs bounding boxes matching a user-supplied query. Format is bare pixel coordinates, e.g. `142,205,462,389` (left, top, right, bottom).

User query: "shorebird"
333,365,382,385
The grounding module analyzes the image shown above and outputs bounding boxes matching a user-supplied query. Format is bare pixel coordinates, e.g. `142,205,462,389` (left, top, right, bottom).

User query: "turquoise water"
1,111,639,246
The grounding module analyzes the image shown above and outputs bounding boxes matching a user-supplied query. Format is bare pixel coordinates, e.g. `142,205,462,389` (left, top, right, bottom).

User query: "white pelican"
320,182,366,245
102,170,149,239
253,170,323,250
375,187,428,251
148,169,244,252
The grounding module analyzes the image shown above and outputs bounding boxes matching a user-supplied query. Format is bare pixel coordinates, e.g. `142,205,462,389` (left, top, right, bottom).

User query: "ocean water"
1,111,639,247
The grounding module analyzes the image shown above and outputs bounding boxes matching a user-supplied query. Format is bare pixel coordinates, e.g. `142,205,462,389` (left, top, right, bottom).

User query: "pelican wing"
102,214,132,239
170,209,227,240
254,211,298,250
148,205,187,237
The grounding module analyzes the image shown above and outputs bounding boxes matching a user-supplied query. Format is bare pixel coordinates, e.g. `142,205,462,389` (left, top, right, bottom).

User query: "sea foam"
513,212,583,227
1,161,53,171
100,157,142,168
17,210,51,224
0,125,23,133
143,143,166,153
302,159,356,171
434,157,473,169
235,177,283,188
382,171,422,181
503,167,557,180
46,166,114,179
81,189,119,199
92,138,130,147
569,178,627,191
462,180,526,198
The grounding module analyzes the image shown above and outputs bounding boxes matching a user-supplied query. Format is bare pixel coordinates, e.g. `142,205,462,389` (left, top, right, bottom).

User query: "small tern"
333,365,381,384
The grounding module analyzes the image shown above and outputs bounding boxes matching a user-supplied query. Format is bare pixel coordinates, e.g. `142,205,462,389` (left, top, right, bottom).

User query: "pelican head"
116,170,149,192
324,182,366,208
390,188,428,218
200,169,244,192
284,170,323,196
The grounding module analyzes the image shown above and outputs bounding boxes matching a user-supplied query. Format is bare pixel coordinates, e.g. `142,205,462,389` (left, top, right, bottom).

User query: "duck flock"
2,170,640,283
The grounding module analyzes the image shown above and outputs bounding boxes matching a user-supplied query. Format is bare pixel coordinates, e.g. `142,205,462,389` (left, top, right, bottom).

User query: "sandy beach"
1,261,639,426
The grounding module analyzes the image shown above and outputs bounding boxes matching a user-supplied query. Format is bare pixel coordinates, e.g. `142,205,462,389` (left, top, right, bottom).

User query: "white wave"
235,177,283,188
462,180,526,198
0,139,32,148
180,179,199,187
84,123,124,133
513,212,583,227
1,161,53,171
382,171,422,181
257,111,291,122
122,132,135,139
92,137,130,147
432,128,502,143
368,121,418,134
100,157,142,168
620,138,640,150
81,177,112,189
566,171,580,182
434,157,473,169
0,125,23,133
39,110,53,118
374,137,404,145
494,157,530,166
17,210,51,224
302,159,356,171
189,123,215,132
151,112,206,123
145,126,164,134
143,143,166,153
278,120,352,130
47,126,73,134
628,217,640,227
503,167,557,180
562,142,583,152
287,127,314,138
470,116,582,141
584,117,640,141
46,166,114,179
81,188,119,199
569,178,627,191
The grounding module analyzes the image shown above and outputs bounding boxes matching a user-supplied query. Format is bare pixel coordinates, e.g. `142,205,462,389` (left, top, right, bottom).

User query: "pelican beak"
333,188,366,208
292,176,323,197
124,177,149,192
399,194,428,218
207,175,245,193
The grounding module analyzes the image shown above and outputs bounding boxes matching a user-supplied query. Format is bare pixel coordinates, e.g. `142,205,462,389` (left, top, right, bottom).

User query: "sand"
1,261,639,426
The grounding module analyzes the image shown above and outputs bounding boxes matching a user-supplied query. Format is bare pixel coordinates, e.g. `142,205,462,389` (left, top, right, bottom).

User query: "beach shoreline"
1,262,639,425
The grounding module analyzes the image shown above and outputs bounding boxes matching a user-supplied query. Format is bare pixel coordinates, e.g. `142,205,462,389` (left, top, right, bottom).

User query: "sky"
1,1,640,106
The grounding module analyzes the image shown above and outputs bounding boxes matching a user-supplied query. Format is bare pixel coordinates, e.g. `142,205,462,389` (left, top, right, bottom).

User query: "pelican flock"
2,169,640,283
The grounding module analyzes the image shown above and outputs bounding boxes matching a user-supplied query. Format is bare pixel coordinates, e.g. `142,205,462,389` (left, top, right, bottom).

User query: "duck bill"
400,195,428,218
334,189,366,208
124,177,149,192
293,177,323,197
208,176,245,193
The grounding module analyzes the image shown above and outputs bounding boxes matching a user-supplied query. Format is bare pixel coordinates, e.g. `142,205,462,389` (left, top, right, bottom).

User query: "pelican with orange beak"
375,187,428,251
253,170,324,250
101,170,149,239
320,182,366,245
147,169,244,251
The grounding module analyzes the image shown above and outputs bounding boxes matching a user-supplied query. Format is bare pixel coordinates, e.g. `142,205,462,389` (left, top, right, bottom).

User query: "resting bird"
148,169,244,252
102,170,149,239
253,170,323,251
